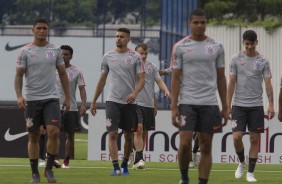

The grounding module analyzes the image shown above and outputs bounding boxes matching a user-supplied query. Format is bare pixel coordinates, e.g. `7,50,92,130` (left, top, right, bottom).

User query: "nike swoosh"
4,128,28,141
5,42,27,51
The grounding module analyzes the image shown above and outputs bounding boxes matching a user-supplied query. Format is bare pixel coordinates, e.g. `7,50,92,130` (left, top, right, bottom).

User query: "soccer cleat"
179,179,189,184
121,166,129,175
192,153,199,167
31,173,40,183
128,149,135,166
246,172,257,182
110,169,121,176
53,159,61,168
44,170,57,183
235,161,246,179
62,162,70,169
132,160,146,170
188,161,195,168
39,159,46,166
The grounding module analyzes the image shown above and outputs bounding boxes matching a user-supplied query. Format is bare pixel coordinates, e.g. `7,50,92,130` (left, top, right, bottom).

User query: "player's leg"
246,106,264,182
197,105,222,184
178,104,196,184
105,102,122,175
44,99,61,183
62,111,77,168
25,100,43,183
39,125,46,166
231,106,247,179
120,103,138,175
133,105,144,169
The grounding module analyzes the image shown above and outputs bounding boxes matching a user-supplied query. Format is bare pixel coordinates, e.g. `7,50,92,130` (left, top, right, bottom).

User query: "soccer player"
227,30,275,182
90,28,145,176
14,18,70,183
170,9,228,184
56,45,87,168
132,43,170,170
278,77,282,122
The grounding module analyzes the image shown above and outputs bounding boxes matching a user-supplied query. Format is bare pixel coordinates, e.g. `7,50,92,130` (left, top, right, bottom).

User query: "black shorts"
136,105,155,131
61,111,81,133
25,99,61,132
105,101,137,132
178,104,222,133
231,106,264,133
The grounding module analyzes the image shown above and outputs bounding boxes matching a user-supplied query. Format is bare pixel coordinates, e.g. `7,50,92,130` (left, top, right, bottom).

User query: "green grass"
0,133,281,184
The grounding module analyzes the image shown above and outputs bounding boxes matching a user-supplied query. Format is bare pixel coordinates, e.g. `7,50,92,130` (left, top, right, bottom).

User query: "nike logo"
5,42,27,51
212,125,221,130
4,128,28,141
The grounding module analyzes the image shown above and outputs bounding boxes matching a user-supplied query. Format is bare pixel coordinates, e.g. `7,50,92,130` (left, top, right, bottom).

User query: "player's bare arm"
154,93,157,116
57,64,70,112
170,69,181,128
264,77,275,119
155,78,170,98
79,85,87,116
227,75,236,118
217,68,228,125
90,73,107,116
14,67,26,110
126,72,145,104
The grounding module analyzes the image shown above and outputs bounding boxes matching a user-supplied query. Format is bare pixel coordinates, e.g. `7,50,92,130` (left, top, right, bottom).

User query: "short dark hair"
117,28,130,35
33,18,48,27
243,30,257,42
189,8,206,20
60,45,73,56
135,43,148,51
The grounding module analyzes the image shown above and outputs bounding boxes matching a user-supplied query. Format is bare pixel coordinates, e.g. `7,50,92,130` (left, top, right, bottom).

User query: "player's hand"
164,90,171,99
126,92,137,104
267,105,275,120
80,105,86,116
17,96,26,110
154,107,157,116
62,97,70,112
171,108,181,128
221,107,229,127
90,102,97,116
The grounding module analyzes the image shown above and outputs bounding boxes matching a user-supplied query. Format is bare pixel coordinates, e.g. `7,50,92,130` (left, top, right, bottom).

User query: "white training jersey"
16,42,64,101
101,49,144,104
56,64,86,111
229,51,272,107
171,36,225,105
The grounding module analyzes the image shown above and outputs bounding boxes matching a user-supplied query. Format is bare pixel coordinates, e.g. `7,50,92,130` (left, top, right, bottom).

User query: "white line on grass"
0,165,281,173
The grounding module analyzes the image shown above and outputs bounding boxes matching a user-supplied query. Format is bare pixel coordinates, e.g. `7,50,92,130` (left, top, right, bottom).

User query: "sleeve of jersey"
154,64,161,79
170,44,182,69
229,55,237,75
136,55,144,74
56,48,65,66
263,60,272,78
78,70,86,86
100,55,109,73
215,44,225,68
16,49,27,68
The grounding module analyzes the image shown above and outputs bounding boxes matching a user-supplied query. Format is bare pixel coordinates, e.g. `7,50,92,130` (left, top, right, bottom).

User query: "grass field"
0,133,281,184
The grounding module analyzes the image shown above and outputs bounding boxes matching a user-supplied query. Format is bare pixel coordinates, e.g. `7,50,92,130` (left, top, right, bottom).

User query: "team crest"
145,65,153,74
106,118,112,127
254,60,264,70
179,115,186,127
205,45,214,56
45,50,55,60
125,56,134,64
231,119,237,129
26,118,34,128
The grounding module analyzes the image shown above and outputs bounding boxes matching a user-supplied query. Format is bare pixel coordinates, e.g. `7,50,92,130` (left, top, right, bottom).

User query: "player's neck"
33,39,48,47
244,50,258,57
189,34,207,41
65,63,71,68
115,47,130,53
